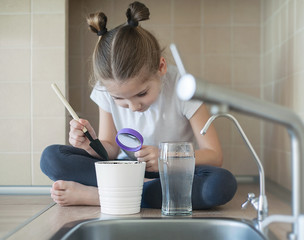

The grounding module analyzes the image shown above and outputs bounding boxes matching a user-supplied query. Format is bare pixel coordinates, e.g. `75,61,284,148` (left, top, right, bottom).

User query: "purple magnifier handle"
115,128,143,152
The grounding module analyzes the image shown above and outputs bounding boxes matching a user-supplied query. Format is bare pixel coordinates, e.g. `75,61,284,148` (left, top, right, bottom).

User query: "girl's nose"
129,102,141,112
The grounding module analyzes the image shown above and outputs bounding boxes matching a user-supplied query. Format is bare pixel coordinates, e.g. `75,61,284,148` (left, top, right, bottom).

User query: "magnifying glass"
115,128,143,152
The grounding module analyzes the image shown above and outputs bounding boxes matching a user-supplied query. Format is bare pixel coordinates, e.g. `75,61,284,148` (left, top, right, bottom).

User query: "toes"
53,180,65,190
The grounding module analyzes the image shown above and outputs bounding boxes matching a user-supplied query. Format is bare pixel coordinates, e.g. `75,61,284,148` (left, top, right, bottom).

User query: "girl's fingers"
70,119,84,130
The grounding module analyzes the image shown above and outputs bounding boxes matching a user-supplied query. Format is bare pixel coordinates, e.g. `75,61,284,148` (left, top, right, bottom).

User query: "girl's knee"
40,144,62,178
203,168,237,205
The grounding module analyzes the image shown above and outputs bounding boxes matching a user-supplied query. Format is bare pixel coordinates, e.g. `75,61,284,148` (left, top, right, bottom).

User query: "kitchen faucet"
201,113,268,224
170,44,304,240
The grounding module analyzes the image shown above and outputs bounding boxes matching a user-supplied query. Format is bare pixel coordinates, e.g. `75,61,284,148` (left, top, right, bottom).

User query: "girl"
41,1,237,208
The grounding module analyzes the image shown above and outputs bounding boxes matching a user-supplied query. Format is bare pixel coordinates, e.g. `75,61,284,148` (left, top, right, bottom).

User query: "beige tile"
0,0,30,13
32,153,53,185
212,116,232,145
281,77,293,108
178,54,202,78
272,124,291,152
144,26,173,52
32,82,66,117
233,85,261,98
274,49,286,83
203,26,231,54
69,86,83,114
263,19,273,53
0,15,30,48
277,151,292,191
264,147,278,182
69,26,82,56
296,0,304,31
32,14,65,48
294,30,304,73
233,56,260,85
231,145,260,175
174,0,201,25
0,119,31,152
263,82,274,102
203,56,231,85
83,85,98,118
263,122,276,149
174,26,201,55
32,0,65,13
293,72,304,112
288,0,295,38
263,0,272,22
140,0,172,25
82,25,99,56
263,52,273,84
0,153,31,185
233,0,260,25
0,82,30,118
230,113,261,146
111,0,129,26
32,48,65,83
221,146,232,172
281,4,288,43
0,49,30,82
287,38,294,76
69,57,84,87
202,0,231,25
272,12,280,48
33,118,66,152
233,26,260,55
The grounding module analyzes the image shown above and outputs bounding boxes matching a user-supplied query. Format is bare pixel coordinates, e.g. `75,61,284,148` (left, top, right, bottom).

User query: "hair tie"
128,19,138,27
97,28,107,36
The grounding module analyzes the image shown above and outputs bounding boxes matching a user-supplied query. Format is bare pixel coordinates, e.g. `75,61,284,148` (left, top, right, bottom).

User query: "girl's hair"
87,1,161,86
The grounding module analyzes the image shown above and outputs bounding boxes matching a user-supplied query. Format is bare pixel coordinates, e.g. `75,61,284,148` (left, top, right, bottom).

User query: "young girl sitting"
40,1,237,209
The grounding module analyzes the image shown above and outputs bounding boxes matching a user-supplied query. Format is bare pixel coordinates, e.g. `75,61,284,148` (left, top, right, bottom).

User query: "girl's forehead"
104,78,150,97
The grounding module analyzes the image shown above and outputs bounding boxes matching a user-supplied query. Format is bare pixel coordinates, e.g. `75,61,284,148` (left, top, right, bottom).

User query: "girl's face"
105,75,162,112
104,58,167,112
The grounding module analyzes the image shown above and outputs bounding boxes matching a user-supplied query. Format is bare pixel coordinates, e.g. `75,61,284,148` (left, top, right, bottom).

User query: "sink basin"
52,218,269,240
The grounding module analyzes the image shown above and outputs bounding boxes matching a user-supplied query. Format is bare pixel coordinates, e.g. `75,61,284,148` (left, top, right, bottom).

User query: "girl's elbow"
216,151,223,167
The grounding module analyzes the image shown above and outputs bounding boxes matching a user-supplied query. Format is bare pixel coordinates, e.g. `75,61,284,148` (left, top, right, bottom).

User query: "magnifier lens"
115,128,143,152
117,133,141,148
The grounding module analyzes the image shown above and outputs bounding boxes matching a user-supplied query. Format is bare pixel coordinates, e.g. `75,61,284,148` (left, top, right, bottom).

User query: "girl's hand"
69,119,97,154
135,145,159,172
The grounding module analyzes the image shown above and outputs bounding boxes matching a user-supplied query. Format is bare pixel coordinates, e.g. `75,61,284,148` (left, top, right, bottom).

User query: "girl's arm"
97,107,121,160
189,104,223,167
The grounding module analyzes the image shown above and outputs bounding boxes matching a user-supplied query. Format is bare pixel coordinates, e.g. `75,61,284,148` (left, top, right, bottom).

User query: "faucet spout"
202,113,267,221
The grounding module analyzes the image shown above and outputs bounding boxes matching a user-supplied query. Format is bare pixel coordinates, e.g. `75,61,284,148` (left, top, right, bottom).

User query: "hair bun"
87,12,108,36
126,1,149,27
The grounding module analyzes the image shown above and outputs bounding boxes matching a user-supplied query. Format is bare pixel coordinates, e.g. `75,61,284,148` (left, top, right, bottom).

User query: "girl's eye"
112,96,123,100
137,91,147,97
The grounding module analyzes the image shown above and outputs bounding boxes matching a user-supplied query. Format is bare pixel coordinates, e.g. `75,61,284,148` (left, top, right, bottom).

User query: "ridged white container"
95,161,146,215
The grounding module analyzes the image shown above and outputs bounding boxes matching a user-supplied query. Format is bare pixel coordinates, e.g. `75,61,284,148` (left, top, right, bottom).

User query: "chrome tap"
170,43,304,239
201,113,268,223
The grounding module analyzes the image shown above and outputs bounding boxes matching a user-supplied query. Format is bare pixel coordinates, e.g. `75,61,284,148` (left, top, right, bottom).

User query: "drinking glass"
158,142,195,216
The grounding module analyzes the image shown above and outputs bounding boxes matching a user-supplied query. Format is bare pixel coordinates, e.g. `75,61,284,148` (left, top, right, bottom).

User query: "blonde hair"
87,1,161,86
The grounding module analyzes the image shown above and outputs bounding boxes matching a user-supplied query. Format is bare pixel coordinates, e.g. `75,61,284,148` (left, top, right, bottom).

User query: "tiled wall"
1,0,303,188
0,0,67,186
262,0,304,191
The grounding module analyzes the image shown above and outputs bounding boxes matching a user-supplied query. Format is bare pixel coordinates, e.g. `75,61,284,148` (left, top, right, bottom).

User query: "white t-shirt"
90,65,202,158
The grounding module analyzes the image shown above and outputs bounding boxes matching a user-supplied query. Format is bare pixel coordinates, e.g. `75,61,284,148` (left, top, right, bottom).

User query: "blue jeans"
40,144,237,209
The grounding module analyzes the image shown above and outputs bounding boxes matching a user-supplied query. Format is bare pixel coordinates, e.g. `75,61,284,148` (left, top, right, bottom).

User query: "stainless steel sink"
52,218,270,240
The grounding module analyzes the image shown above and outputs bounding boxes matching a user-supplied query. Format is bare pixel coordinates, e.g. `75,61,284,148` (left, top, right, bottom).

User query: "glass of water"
158,142,195,216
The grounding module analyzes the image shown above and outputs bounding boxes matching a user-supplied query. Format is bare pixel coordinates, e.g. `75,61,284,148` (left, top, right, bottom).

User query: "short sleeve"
179,99,203,119
90,87,112,113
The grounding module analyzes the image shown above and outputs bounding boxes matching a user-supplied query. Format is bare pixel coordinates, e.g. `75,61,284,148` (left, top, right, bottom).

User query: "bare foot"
50,180,100,206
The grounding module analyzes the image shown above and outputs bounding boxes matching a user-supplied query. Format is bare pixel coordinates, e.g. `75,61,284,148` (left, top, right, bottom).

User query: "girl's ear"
158,57,167,76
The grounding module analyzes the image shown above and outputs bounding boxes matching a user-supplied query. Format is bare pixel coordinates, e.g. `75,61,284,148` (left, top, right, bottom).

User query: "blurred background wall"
1,0,304,192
